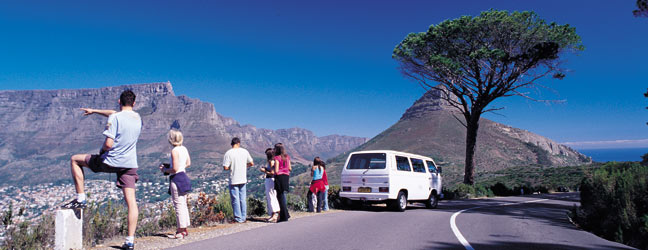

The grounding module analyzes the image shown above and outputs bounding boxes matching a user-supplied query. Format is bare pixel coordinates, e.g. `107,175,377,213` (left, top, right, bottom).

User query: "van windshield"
346,153,387,170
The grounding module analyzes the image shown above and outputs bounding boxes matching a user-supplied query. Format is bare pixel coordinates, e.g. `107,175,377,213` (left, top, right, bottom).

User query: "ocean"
578,148,648,163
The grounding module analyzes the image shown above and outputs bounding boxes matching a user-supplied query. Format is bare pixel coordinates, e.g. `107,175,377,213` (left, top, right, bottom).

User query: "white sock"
77,193,86,202
125,236,134,244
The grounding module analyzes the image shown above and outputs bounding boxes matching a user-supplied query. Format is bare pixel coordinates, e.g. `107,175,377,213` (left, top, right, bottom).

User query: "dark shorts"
88,154,139,189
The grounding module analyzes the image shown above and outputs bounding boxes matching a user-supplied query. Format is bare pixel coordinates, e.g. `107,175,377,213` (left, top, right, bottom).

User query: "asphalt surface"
168,193,635,250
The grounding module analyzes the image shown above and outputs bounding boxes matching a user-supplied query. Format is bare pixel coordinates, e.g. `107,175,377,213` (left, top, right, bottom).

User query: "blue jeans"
323,185,329,211
229,183,247,222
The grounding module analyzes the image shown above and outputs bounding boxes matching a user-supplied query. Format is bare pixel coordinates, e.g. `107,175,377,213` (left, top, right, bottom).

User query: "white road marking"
450,198,549,250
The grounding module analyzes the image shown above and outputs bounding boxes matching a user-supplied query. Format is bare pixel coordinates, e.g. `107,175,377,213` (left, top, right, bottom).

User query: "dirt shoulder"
90,210,341,250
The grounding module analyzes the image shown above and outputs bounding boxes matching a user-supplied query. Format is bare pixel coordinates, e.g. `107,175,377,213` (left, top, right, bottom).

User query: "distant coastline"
579,147,648,163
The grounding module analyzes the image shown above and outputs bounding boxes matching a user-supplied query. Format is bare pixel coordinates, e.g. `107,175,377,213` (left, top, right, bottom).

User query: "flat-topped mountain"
0,82,367,185
322,87,591,184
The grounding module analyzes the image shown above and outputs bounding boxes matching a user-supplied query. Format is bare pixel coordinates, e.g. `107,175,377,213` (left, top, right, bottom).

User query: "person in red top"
308,157,327,213
273,143,291,222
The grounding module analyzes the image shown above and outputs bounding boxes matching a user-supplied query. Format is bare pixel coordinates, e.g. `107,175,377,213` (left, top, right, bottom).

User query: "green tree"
393,10,583,184
635,0,648,17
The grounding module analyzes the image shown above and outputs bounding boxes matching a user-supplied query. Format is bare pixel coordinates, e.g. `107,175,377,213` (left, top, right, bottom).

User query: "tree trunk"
463,116,480,185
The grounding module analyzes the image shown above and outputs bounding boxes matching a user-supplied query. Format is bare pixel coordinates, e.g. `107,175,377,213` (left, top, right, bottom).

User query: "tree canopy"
635,0,648,17
393,10,583,184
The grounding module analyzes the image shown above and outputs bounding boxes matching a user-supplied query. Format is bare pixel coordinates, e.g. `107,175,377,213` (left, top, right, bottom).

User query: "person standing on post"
273,143,291,222
222,137,254,223
63,90,142,250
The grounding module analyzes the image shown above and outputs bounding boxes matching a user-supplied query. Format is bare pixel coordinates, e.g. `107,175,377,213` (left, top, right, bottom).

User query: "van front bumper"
340,192,390,201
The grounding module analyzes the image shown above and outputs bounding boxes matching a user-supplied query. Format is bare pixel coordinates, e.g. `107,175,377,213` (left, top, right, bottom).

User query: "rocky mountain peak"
400,86,456,121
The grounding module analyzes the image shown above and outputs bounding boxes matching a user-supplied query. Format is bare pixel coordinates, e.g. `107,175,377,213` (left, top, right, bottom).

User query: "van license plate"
358,187,371,193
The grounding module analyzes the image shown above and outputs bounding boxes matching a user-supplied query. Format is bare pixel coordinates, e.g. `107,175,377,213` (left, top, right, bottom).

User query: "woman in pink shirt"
273,143,291,222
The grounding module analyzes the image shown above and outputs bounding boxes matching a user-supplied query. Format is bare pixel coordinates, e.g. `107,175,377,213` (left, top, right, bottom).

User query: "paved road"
169,193,635,250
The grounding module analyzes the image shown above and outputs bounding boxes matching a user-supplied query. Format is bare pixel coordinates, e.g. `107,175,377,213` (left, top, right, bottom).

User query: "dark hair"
231,137,241,146
274,143,287,161
265,148,275,162
120,90,136,107
313,157,325,170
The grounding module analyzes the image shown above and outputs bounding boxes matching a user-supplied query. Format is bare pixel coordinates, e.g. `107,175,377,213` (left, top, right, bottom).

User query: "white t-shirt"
222,147,253,185
102,110,142,168
170,146,189,173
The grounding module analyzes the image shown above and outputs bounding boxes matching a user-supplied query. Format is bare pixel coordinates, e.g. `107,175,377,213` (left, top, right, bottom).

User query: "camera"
162,163,170,176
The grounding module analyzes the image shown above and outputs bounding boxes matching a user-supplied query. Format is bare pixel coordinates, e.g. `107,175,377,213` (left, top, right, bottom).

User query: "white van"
339,150,442,211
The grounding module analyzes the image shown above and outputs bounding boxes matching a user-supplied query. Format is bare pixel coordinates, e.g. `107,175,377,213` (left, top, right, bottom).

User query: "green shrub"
327,185,343,209
157,203,177,230
214,191,234,221
442,187,456,200
453,183,476,199
490,182,512,196
533,185,549,194
1,213,54,250
572,162,648,249
287,193,306,211
83,200,126,246
247,196,267,217
474,185,494,197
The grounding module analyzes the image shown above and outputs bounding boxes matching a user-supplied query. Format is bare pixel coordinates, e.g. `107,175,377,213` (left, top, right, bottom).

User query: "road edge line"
450,198,548,250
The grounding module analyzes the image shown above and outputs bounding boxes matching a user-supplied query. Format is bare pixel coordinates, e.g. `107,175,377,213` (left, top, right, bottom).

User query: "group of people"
258,144,329,223
61,90,327,250
221,138,293,224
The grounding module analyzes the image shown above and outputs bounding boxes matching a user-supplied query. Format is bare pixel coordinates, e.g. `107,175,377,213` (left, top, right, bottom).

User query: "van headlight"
379,187,389,193
342,186,351,192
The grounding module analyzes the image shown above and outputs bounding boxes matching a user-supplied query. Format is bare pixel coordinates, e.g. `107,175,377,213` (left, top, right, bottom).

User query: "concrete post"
55,209,83,250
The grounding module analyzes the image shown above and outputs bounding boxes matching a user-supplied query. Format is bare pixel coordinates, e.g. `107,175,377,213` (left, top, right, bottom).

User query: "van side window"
411,158,426,173
396,156,411,171
426,160,437,173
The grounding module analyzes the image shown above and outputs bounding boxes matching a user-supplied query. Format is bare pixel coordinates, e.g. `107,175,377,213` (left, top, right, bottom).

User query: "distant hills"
0,82,367,186
318,87,591,185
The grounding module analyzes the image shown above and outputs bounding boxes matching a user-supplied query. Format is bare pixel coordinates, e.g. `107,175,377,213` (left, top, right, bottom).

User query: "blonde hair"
168,129,183,146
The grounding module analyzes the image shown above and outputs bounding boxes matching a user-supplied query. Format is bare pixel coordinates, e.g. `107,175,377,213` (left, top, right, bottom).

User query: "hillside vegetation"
571,162,648,250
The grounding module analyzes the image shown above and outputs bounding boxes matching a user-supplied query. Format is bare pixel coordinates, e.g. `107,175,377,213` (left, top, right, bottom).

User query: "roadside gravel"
90,210,340,250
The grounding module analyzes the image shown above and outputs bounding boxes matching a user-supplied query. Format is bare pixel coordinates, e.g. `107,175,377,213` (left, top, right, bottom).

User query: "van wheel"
390,191,407,212
425,193,439,209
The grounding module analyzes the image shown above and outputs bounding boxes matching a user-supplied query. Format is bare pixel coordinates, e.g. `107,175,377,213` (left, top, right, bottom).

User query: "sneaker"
121,242,134,250
61,199,87,209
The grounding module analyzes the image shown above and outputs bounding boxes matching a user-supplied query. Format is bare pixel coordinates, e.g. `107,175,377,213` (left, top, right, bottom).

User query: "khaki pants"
170,182,190,228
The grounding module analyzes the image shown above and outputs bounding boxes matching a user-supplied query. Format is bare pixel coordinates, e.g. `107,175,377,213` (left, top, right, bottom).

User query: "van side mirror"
437,167,442,174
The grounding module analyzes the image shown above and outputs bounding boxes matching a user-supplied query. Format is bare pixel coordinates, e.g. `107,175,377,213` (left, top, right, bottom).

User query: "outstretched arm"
81,108,116,117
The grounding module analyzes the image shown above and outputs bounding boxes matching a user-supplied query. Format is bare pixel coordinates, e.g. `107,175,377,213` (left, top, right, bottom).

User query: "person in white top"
160,129,191,239
222,137,254,223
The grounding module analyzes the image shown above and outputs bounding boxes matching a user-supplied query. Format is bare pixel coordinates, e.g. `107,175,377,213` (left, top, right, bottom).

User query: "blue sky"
0,0,646,149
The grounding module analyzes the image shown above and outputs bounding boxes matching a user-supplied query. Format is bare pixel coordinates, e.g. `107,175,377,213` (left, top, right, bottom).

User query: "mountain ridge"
0,82,367,186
